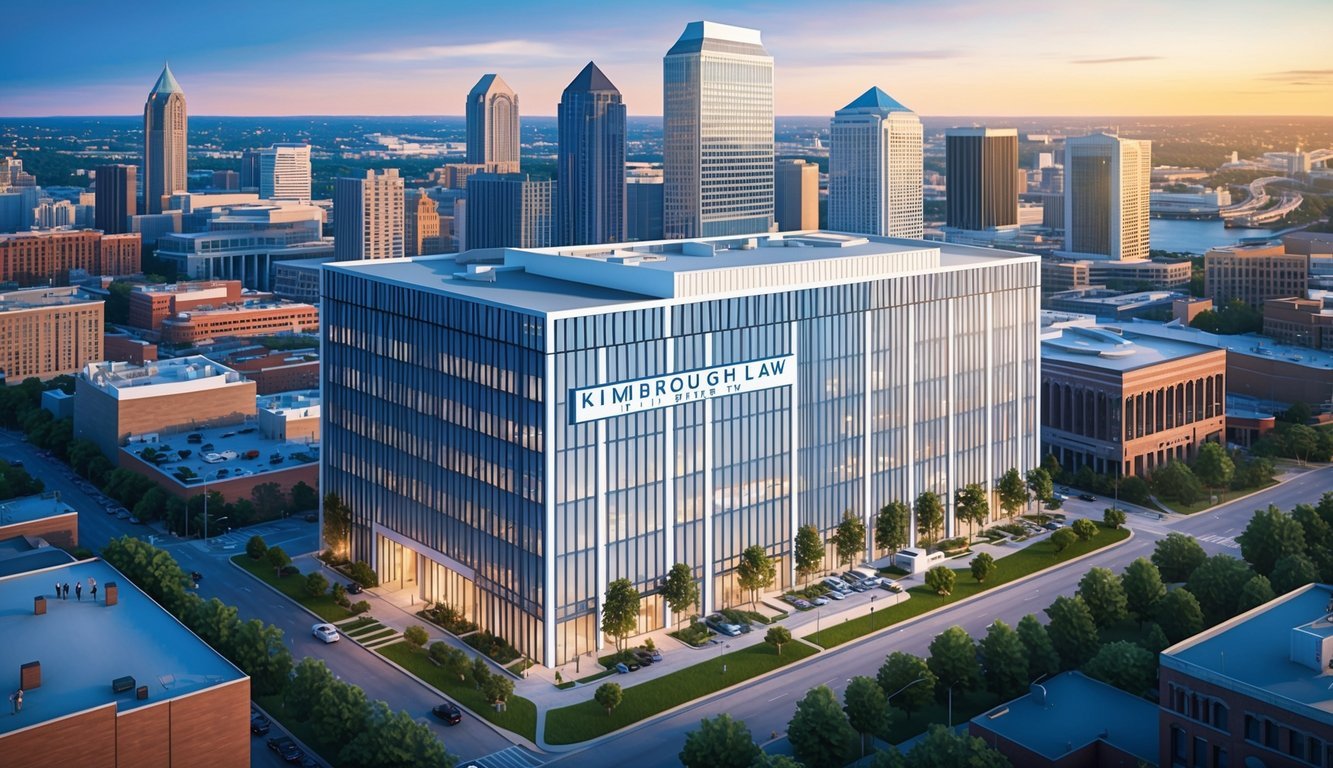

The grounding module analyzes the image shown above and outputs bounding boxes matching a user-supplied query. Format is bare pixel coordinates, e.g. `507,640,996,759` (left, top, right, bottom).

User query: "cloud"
787,48,962,67
1266,69,1333,77
357,40,567,62
1071,56,1163,65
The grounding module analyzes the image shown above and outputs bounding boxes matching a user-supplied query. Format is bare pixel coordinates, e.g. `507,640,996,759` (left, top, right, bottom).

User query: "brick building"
0,493,78,549
0,286,104,381
102,332,158,365
159,301,318,346
1263,295,1333,350
1204,244,1308,310
127,280,244,331
224,348,318,394
0,230,140,286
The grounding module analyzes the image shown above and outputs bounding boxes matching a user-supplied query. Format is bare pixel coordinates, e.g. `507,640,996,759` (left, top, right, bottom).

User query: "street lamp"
886,675,927,704
201,470,221,541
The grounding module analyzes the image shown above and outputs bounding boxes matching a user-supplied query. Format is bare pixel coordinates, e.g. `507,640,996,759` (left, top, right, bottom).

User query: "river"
1150,218,1275,255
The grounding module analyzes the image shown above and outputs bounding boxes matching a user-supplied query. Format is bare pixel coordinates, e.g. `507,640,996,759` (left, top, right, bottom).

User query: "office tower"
404,189,443,256
33,199,78,229
557,62,626,245
259,143,312,202
627,179,664,241
333,169,404,261
156,201,331,290
239,150,262,191
212,170,239,191
945,127,1019,231
0,231,141,286
464,173,554,249
663,21,774,238
0,158,36,190
828,87,923,238
774,159,819,231
143,64,187,214
1062,133,1152,261
465,75,520,173
94,165,136,234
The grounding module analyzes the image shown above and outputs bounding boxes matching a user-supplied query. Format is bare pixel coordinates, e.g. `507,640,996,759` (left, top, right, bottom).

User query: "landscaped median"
543,640,819,745
231,553,353,622
376,642,538,742
807,521,1131,648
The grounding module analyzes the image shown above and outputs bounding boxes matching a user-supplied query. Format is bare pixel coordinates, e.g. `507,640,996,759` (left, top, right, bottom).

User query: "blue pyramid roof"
842,87,911,114
151,64,183,96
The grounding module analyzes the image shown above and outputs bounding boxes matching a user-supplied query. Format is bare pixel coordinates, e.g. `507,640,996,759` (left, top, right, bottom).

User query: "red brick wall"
119,454,318,506
0,513,78,548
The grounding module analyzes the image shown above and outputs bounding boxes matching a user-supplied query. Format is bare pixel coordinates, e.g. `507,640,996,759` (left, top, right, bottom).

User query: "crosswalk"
1196,533,1239,549
462,746,544,768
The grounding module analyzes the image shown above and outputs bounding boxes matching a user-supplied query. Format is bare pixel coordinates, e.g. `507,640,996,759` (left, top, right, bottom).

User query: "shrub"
1052,528,1077,553
303,571,329,598
936,537,968,551
280,565,301,577
463,630,521,664
331,583,348,606
348,561,379,588
246,535,268,559
404,624,429,648
1071,519,1099,541
421,603,479,635
349,600,371,615
1103,507,1127,529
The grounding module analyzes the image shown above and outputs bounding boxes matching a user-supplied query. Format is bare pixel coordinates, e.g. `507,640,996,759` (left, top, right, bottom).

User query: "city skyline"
3,0,1331,118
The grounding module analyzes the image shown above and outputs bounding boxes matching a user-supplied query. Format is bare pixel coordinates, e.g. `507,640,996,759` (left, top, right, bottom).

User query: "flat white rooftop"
81,356,247,399
0,493,76,528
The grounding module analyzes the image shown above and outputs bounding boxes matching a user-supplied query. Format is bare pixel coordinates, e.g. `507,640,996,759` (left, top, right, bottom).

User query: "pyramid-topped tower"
143,64,187,214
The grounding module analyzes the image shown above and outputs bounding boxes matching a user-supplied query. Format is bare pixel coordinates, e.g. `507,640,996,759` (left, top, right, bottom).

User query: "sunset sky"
4,0,1330,117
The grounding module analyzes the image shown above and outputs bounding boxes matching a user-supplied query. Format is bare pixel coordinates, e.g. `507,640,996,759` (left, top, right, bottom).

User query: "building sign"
570,355,796,423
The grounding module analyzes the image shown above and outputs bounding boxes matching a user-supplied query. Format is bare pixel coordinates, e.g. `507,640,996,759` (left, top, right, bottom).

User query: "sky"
3,0,1331,117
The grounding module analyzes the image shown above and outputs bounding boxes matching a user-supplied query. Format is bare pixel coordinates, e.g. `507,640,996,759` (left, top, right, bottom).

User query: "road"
0,432,514,767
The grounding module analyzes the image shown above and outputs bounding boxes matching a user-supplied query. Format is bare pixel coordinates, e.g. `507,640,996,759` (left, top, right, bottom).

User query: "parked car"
115,509,130,519
431,701,463,725
8,460,22,468
840,573,870,592
614,661,640,673
1058,486,1071,495
648,648,663,662
249,712,271,735
311,623,340,644
632,650,655,666
820,576,851,593
129,516,143,525
704,613,743,637
190,571,203,583
823,589,845,601
782,595,813,610
880,580,904,593
267,736,304,763
849,567,883,587
809,595,829,606
345,582,363,595
1044,521,1063,531
1079,493,1097,502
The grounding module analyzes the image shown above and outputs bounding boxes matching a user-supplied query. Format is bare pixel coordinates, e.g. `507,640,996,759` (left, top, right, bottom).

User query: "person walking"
55,581,61,600
90,583,98,601
75,581,82,601
62,583,69,599
10,689,21,715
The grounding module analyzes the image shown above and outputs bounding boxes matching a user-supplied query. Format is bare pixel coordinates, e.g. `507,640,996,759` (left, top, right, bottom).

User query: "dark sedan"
267,736,304,763
432,701,463,725
250,712,271,735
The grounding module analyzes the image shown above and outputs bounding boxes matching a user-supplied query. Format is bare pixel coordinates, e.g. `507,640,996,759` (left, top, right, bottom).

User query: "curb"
251,699,330,767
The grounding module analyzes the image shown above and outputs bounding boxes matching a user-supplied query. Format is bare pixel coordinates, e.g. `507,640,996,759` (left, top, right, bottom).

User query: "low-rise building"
223,347,319,394
158,301,318,346
103,331,158,365
1205,244,1308,310
1263,293,1333,350
0,230,140,286
272,257,332,304
0,286,104,381
1046,287,1184,321
257,390,320,442
0,493,78,549
1088,258,1192,290
154,201,332,291
127,280,245,331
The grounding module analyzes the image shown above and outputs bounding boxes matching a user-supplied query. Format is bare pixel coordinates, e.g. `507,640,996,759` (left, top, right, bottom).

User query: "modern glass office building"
321,231,1040,667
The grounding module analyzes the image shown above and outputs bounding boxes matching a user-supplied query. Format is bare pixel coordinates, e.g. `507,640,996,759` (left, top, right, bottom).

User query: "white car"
312,623,340,643
823,589,846,600
810,595,829,606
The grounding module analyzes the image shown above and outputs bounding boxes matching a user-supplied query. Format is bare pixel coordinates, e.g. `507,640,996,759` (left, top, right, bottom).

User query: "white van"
894,548,947,574
850,566,882,587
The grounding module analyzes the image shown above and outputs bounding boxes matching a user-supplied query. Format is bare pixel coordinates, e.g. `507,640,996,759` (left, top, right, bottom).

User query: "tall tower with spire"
143,64,187,214
828,87,922,238
557,62,626,246
465,74,520,173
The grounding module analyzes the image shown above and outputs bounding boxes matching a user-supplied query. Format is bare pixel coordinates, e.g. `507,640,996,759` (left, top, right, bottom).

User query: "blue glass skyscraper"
557,62,626,246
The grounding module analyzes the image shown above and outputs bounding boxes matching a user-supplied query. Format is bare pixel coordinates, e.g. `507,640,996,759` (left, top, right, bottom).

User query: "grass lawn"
354,628,399,644
344,622,387,637
575,668,615,685
1158,481,1278,515
254,693,338,764
807,523,1131,649
544,640,819,745
339,616,378,632
377,642,537,742
883,688,1001,744
231,554,352,622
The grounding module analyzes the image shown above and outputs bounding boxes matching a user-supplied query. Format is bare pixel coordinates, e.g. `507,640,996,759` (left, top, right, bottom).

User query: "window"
1245,714,1261,743
1172,726,1187,766
1212,701,1229,733
1266,719,1280,750
1194,737,1207,766
1214,744,1228,768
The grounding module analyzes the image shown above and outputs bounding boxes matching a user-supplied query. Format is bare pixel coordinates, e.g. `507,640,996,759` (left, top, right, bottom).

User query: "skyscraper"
464,174,554,250
404,189,442,257
333,169,404,261
94,164,136,234
557,62,626,246
465,75,520,174
143,64,187,214
239,150,261,191
259,143,312,202
828,87,922,238
945,127,1018,231
774,159,819,231
1062,133,1152,261
664,21,774,238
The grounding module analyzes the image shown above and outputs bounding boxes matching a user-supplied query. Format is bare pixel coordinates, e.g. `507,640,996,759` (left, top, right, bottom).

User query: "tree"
1158,588,1205,643
1083,641,1157,695
1071,518,1099,541
914,492,945,545
470,656,491,690
594,682,623,716
1286,424,1319,463
323,492,351,557
1025,468,1053,513
311,679,369,745
954,483,989,539
1122,557,1166,626
924,565,955,596
230,619,293,696
1050,528,1077,553
246,534,268,560
404,624,429,648
430,642,470,683
844,676,889,757
832,510,867,570
266,546,291,577
735,545,777,606
1141,623,1171,655
927,626,980,700
290,480,318,513
1271,553,1320,594
1192,442,1235,493
794,524,824,585
997,468,1028,522
787,685,858,768
601,578,640,652
1103,507,1126,529
1236,575,1276,613
1186,555,1254,624
903,725,1013,768
1153,532,1207,582
1016,614,1060,681
1077,567,1128,628
252,482,288,521
303,571,329,598
876,501,911,553
980,620,1028,699
1044,596,1099,669
662,563,700,629
970,552,996,584
765,625,792,656
338,702,454,768
1153,461,1203,504
877,652,936,719
482,674,514,708
679,714,761,768
286,657,336,721
1237,505,1306,577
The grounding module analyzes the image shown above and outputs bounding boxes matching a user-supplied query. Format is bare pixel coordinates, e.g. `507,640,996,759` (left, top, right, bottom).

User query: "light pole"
886,675,926,705
947,681,960,728
201,470,220,541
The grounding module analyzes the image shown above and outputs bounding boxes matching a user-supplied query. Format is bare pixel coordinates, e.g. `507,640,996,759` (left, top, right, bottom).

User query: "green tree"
980,620,1029,699
252,482,288,521
903,725,1013,768
954,483,989,539
662,562,700,629
601,578,640,652
876,501,912,553
1103,507,1127,529
832,510,867,570
914,492,945,545
303,571,329,598
311,680,370,745
404,624,429,648
1192,442,1235,493
787,685,858,768
844,675,889,757
286,657,336,721
1077,567,1128,628
679,714,762,768
1016,614,1060,681
765,625,792,656
230,619,293,696
1140,623,1171,654
470,656,491,690
1122,557,1166,626
1071,518,1099,541
1153,460,1203,504
290,480,318,513
997,468,1028,522
1236,574,1276,613
794,524,824,585
736,545,777,606
1153,532,1208,582
970,552,996,584
594,682,623,716
1237,505,1306,577
266,545,291,577
338,702,454,768
1051,527,1077,553
482,674,514,708
1025,468,1053,514
1083,641,1157,695
1187,555,1254,624
1271,553,1319,594
1044,596,1099,669
246,534,268,560
323,492,352,557
1158,588,1205,643
877,652,936,719
924,565,956,596
927,626,980,701
1286,424,1319,463
435,643,471,683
